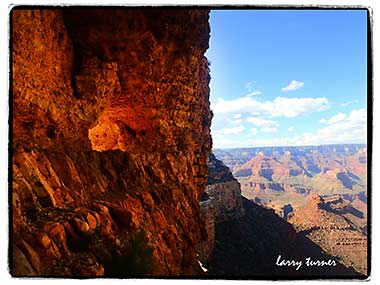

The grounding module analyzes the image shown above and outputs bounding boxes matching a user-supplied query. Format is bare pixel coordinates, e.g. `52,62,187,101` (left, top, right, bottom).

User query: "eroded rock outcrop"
12,8,211,276
205,153,243,222
207,197,359,276
288,194,367,275
199,155,363,277
197,154,243,263
197,193,215,263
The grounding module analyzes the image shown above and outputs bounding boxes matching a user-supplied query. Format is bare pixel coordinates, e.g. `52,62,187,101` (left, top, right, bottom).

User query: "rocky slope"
288,194,367,275
205,153,243,222
207,197,360,277
206,147,367,277
11,8,211,276
223,145,368,274
197,194,216,263
198,154,363,277
197,154,243,263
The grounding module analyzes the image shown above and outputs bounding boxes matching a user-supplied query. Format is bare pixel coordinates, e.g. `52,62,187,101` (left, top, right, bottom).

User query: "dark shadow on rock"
269,183,285,192
319,203,364,220
206,197,360,277
336,172,356,190
358,192,367,204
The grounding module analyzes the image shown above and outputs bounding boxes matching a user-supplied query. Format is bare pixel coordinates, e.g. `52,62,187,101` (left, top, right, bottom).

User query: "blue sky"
206,9,368,149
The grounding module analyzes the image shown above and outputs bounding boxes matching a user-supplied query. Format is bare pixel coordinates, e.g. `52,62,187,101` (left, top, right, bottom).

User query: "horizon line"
213,142,367,150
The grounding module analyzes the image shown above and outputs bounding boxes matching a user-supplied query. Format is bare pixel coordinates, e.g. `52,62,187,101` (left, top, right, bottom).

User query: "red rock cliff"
11,8,211,276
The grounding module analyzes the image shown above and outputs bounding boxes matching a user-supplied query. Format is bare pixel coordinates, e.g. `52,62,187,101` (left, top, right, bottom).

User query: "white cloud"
212,97,265,115
246,91,261,97
312,109,366,143
250,128,258,136
261,127,278,133
348,108,366,124
213,125,245,136
341,100,359,107
304,109,366,144
213,108,366,149
246,117,279,133
270,97,329,118
320,113,346,125
288,127,294,132
247,117,279,128
211,95,329,140
231,113,243,124
212,138,246,149
282,80,304,92
211,96,329,118
232,119,243,124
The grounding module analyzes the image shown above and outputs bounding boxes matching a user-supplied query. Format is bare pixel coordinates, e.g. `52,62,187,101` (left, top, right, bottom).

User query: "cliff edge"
11,8,211,276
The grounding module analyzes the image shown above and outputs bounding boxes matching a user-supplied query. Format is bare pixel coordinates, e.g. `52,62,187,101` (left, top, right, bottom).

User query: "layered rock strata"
12,8,211,276
205,182,243,222
288,194,367,274
205,153,243,222
197,193,215,263
197,154,243,263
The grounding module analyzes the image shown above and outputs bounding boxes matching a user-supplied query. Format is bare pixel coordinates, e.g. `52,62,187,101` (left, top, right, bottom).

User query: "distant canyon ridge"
214,144,367,209
212,144,367,275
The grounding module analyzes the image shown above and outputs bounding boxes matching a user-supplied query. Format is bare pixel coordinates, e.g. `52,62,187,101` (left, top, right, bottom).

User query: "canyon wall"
197,194,215,263
197,154,243,263
11,8,211,276
206,154,243,222
205,182,243,222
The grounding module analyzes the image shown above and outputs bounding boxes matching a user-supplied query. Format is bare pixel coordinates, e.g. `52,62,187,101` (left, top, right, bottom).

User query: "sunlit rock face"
12,8,211,276
288,193,368,275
